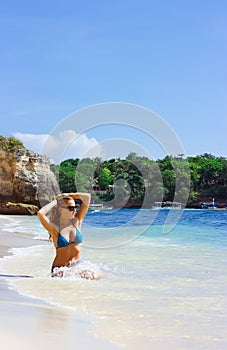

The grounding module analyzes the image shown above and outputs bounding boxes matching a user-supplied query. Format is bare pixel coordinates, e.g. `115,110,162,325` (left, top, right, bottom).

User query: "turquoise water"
1,209,227,349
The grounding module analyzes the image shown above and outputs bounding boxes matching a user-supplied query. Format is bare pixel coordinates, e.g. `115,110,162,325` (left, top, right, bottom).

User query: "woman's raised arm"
68,192,91,221
37,199,57,234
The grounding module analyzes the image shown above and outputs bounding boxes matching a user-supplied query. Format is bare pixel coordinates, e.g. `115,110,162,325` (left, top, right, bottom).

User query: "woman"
38,192,99,279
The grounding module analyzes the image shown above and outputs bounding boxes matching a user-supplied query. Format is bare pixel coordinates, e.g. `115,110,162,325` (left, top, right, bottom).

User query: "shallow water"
1,209,227,349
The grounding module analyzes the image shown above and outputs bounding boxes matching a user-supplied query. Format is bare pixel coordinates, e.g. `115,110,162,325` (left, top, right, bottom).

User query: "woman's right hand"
56,193,68,200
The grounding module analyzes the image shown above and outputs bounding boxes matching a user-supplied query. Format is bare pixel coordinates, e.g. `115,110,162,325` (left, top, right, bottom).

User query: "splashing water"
51,258,103,280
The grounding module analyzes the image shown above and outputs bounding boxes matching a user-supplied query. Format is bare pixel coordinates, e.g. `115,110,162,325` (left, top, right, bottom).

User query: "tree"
98,167,113,190
75,158,96,192
59,161,76,192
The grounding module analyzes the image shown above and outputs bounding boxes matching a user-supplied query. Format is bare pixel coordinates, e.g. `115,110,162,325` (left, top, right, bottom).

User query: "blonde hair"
49,195,75,238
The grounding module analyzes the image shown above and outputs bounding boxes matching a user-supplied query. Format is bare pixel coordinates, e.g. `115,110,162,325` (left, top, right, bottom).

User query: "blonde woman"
38,192,100,278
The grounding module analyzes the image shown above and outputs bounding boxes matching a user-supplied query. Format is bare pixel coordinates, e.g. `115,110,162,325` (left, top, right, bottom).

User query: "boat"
201,198,216,209
89,203,113,211
152,201,182,210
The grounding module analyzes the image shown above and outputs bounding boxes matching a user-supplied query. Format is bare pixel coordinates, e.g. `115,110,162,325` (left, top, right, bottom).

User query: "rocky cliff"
0,137,59,214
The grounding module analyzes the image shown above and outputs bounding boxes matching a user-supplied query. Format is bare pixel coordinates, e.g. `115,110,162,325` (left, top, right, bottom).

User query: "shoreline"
0,215,122,350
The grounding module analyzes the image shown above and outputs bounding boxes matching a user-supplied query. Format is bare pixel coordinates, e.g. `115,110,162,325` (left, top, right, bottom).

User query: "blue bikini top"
56,224,83,248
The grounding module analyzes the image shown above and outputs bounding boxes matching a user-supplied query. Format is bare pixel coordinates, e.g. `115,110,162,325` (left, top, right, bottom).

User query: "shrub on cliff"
0,136,25,152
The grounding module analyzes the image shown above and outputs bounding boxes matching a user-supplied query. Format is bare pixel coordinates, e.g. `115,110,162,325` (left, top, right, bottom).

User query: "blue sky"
0,0,227,161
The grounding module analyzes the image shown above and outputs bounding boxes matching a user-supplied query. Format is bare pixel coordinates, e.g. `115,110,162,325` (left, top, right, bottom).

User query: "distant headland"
0,136,226,214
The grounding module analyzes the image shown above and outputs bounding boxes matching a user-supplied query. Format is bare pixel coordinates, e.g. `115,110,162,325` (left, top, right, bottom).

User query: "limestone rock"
0,201,38,215
0,145,59,214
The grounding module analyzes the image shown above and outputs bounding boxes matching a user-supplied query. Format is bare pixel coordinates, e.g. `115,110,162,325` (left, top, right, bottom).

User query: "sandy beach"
0,215,121,350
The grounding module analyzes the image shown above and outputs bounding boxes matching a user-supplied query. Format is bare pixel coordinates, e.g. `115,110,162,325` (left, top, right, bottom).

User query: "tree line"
51,152,227,208
1,136,226,208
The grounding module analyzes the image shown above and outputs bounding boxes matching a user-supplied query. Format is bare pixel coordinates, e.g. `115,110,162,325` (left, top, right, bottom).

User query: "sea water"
0,209,227,349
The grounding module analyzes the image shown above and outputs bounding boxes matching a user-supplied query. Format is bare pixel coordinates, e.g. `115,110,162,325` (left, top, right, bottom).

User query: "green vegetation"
51,152,227,208
0,136,25,152
1,135,225,207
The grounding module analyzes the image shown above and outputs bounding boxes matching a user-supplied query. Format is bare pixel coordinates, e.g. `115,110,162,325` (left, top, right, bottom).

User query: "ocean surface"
1,209,227,349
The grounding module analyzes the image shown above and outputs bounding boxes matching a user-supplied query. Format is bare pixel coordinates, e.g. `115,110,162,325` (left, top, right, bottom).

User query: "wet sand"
0,215,122,350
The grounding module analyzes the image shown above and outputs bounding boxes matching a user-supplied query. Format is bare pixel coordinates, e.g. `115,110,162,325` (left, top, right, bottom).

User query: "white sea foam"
1,215,47,240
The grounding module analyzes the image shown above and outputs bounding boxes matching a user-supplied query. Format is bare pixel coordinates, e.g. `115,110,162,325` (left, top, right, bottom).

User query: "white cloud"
13,132,48,153
13,130,103,163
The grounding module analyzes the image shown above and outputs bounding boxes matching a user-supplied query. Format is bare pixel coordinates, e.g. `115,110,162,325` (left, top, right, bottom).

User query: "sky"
0,0,227,162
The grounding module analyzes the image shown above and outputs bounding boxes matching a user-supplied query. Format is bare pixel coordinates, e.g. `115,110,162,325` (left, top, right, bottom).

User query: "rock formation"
0,137,59,214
